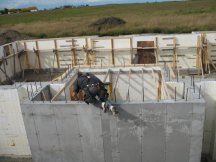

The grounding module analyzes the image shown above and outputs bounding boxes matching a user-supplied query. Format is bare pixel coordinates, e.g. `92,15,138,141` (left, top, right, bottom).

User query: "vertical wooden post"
202,34,208,72
16,42,23,72
196,36,200,68
196,36,201,74
12,44,16,75
157,71,162,101
130,37,133,65
85,37,89,65
54,40,60,69
35,41,41,70
111,38,115,65
172,37,177,69
155,37,159,65
15,42,19,52
71,38,77,66
2,57,8,80
24,42,30,69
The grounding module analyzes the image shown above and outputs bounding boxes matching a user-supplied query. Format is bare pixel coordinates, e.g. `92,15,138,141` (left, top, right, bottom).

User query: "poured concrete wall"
166,82,184,100
21,101,204,162
196,81,216,159
0,89,31,159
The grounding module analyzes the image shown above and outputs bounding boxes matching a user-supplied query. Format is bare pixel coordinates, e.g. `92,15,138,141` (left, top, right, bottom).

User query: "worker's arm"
72,91,79,100
72,79,80,100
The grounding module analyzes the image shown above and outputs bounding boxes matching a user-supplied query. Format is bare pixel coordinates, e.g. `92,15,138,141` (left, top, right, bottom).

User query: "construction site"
1,32,216,162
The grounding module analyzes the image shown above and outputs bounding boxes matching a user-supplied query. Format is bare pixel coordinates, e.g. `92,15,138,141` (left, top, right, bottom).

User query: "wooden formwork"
0,33,216,83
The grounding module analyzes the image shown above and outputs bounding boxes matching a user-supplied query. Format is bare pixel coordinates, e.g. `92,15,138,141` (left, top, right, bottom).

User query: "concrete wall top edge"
21,99,205,105
1,31,215,47
78,66,162,72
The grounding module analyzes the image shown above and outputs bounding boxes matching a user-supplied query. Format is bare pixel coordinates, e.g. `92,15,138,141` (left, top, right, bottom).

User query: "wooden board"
137,41,156,64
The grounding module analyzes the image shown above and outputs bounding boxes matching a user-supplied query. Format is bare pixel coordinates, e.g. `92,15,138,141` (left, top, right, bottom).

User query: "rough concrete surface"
21,101,204,162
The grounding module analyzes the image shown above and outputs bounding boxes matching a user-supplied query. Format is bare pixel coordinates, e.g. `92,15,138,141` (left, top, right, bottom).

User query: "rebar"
142,69,144,102
64,88,67,103
114,89,116,103
193,76,195,93
27,86,30,100
199,85,202,99
30,84,33,97
186,88,189,101
182,82,185,99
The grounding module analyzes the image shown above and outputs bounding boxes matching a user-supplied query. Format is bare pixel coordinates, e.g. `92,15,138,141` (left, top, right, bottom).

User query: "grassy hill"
0,0,215,38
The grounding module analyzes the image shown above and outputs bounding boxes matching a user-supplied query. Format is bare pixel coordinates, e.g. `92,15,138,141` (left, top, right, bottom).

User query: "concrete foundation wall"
21,101,204,162
0,89,31,158
196,81,216,159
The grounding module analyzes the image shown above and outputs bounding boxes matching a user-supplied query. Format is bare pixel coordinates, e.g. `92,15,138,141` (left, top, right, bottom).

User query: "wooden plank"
103,69,110,83
51,69,78,97
12,47,16,75
111,38,115,65
172,37,177,68
85,37,90,65
0,57,12,82
137,41,155,64
167,63,176,79
155,37,159,64
35,41,41,70
72,38,77,66
54,40,60,68
24,42,30,69
130,37,133,65
158,72,162,100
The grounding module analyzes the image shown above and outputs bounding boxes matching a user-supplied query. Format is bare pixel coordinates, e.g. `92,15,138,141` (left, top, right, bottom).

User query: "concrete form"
1,32,216,162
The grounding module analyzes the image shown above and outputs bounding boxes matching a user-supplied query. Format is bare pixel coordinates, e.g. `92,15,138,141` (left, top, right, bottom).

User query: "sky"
0,0,180,10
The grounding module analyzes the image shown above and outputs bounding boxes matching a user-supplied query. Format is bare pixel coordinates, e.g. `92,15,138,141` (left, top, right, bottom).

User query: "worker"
72,72,118,115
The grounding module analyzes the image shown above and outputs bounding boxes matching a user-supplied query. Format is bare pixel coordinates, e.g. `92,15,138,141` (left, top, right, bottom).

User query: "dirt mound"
90,17,126,31
0,30,32,45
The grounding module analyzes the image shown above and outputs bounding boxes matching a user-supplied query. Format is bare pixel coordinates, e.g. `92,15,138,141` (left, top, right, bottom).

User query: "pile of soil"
0,30,32,45
90,17,126,31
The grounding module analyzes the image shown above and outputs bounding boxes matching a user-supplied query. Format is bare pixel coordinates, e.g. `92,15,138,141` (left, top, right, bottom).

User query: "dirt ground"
90,17,126,31
0,30,32,45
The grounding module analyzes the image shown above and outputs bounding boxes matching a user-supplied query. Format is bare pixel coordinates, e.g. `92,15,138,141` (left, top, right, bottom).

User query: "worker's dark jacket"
73,73,108,104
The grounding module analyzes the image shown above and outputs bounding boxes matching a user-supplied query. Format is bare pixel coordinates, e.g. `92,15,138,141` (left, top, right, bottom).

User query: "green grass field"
0,0,216,38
